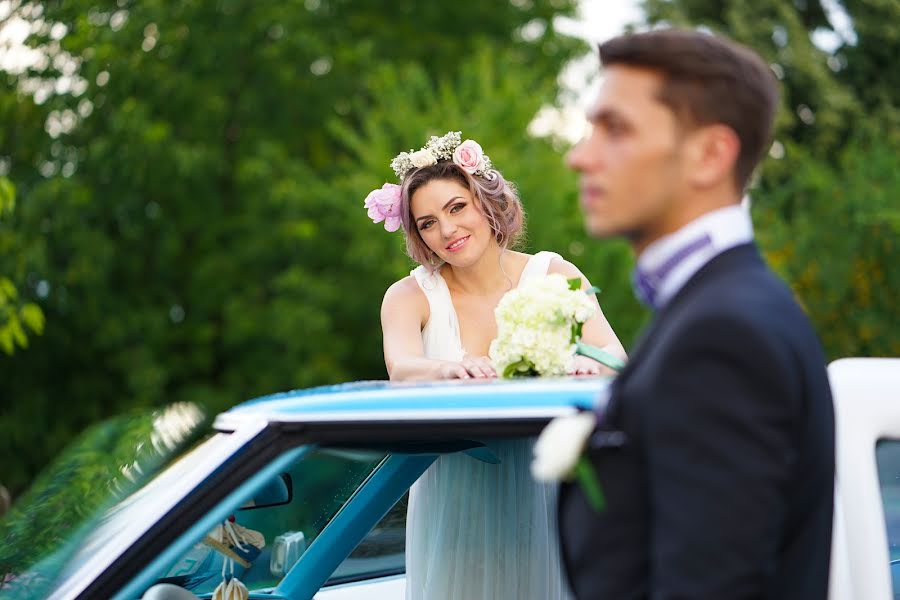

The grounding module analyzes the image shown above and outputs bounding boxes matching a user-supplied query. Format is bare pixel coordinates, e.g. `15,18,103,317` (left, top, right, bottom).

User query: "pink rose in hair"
452,139,486,174
364,183,403,232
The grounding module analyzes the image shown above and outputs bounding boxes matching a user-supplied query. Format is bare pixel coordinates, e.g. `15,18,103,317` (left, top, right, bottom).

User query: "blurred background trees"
642,0,900,363
0,0,897,497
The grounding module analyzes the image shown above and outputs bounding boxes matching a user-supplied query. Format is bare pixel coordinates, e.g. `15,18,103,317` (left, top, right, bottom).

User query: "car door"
828,358,900,600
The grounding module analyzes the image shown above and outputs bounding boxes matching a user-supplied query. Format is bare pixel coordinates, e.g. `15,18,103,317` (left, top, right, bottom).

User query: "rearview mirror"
240,473,292,510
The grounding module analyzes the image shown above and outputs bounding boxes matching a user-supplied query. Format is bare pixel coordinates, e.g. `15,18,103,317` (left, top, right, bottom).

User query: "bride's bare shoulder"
504,250,532,271
382,275,428,314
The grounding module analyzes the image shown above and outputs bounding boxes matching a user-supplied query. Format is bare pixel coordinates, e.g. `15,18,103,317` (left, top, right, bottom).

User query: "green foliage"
756,129,900,358
641,0,900,359
0,403,207,594
0,177,45,355
0,1,585,497
0,178,13,216
327,48,647,351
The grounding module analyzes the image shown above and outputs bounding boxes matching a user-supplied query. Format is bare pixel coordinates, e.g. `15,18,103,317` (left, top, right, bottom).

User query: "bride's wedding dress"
405,251,572,600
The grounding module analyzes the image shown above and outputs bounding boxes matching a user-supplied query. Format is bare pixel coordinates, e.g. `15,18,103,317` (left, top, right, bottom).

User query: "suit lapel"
629,243,762,360
600,243,763,426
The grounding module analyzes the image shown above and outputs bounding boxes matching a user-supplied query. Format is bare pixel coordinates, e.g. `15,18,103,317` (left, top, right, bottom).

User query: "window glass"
875,439,900,598
327,492,408,585
159,448,385,595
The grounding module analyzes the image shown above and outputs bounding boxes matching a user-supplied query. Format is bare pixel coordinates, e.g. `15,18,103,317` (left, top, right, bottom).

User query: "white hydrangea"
489,274,597,377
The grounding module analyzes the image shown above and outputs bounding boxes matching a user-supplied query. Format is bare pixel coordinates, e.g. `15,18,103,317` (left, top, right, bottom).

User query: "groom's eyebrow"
589,106,615,123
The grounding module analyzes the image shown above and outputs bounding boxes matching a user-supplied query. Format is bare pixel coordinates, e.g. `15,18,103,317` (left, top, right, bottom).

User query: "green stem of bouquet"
574,456,605,512
503,358,539,378
576,340,626,372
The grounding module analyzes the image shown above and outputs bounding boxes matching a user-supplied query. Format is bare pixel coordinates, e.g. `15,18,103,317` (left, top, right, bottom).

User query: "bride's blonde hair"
399,161,525,268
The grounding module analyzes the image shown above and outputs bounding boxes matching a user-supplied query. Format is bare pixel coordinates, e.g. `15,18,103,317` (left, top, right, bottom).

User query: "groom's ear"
684,124,741,192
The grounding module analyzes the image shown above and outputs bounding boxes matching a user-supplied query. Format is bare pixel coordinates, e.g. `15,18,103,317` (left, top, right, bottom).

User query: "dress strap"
519,251,562,283
410,265,465,361
411,265,450,308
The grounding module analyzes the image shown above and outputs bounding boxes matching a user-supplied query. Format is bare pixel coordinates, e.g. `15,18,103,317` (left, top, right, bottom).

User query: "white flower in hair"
390,151,415,179
409,148,437,168
387,130,492,181
425,131,462,161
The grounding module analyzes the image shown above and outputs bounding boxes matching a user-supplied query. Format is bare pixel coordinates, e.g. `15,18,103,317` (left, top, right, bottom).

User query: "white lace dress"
405,251,572,600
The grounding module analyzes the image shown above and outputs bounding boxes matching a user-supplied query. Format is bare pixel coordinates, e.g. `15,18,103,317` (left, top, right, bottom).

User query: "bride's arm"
381,278,493,381
548,258,627,373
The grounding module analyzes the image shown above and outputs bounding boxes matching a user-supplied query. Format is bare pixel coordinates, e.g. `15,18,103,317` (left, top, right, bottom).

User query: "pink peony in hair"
364,183,403,232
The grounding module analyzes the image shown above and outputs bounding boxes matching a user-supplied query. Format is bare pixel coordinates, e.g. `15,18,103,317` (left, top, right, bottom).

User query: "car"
1,359,898,600
0,378,611,600
827,358,900,600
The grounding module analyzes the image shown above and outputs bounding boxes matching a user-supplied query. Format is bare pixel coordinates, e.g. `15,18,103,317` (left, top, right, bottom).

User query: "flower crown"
390,131,493,180
364,131,493,232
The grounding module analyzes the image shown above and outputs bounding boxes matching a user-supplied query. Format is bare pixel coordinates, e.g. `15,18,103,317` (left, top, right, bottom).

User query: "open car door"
829,358,900,600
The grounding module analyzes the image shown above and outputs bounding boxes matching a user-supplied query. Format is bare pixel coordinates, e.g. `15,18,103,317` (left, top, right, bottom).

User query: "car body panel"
828,358,900,600
314,574,404,599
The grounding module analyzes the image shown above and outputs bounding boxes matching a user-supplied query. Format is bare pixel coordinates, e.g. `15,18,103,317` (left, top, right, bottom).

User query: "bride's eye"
419,219,435,231
450,203,466,214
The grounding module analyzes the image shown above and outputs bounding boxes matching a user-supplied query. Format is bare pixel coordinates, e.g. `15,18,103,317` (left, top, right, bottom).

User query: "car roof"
214,378,612,430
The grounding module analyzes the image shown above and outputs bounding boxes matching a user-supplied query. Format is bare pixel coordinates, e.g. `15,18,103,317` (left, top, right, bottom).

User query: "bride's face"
410,178,495,267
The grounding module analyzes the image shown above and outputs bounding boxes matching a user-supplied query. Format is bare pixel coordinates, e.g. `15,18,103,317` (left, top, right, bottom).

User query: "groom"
558,29,835,599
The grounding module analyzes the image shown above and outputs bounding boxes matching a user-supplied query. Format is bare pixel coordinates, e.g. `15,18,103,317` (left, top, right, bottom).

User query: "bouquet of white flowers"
489,274,600,378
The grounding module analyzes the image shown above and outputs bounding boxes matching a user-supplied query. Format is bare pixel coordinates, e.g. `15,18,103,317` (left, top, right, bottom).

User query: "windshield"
150,447,387,596
0,403,208,599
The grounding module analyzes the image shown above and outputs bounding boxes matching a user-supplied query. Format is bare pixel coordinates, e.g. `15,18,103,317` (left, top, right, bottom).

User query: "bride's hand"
440,355,497,379
569,355,604,376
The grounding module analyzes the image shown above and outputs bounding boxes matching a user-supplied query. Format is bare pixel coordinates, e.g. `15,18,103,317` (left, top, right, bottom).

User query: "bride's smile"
410,178,494,266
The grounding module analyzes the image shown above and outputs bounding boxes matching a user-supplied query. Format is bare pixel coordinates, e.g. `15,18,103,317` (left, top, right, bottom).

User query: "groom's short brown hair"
599,28,779,192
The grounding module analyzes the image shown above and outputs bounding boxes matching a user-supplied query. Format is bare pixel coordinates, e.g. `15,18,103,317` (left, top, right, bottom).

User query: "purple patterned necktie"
632,233,713,310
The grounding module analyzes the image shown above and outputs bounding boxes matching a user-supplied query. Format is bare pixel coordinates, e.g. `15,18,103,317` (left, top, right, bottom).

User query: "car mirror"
240,473,292,510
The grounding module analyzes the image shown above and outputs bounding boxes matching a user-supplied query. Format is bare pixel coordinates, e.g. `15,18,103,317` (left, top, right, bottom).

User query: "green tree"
0,177,45,354
641,0,900,359
326,51,646,357
0,0,585,496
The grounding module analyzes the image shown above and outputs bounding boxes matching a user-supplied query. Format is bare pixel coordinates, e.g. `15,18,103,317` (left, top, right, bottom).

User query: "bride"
366,131,625,599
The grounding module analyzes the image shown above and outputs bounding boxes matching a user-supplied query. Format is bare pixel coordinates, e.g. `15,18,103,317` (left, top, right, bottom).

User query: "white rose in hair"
410,149,437,168
452,139,486,174
531,411,596,482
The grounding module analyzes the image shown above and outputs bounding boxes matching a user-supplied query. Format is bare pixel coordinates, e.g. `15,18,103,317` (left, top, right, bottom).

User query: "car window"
157,447,386,595
327,492,407,585
875,439,900,598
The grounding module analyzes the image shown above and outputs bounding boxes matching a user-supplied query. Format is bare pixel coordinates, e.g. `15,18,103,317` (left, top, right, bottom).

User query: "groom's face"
568,65,687,250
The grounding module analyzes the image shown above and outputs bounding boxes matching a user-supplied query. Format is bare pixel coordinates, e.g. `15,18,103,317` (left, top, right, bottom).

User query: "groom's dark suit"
558,243,834,599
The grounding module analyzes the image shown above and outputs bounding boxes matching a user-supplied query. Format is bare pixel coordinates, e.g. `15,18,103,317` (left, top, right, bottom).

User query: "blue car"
0,378,609,600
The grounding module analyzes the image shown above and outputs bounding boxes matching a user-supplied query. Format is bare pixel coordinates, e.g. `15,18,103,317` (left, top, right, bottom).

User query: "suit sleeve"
643,312,799,598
